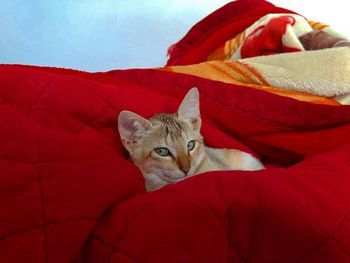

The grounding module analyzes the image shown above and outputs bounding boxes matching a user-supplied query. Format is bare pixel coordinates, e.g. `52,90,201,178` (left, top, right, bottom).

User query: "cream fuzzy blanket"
239,47,350,104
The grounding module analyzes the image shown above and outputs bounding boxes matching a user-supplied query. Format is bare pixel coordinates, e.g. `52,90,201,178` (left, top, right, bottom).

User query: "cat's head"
118,88,205,190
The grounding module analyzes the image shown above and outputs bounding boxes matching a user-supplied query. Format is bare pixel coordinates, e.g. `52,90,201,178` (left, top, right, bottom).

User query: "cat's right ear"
118,111,152,145
177,87,201,131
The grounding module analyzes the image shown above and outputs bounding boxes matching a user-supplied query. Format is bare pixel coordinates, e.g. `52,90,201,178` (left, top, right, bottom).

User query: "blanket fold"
167,0,350,104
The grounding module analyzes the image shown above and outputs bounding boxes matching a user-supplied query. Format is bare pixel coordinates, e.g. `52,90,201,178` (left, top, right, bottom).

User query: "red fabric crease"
1,64,350,262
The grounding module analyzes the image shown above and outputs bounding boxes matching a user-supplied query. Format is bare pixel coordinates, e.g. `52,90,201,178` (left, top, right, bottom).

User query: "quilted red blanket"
1,1,350,263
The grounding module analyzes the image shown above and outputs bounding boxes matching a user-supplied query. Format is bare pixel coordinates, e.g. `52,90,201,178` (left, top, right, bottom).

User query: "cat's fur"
118,88,264,191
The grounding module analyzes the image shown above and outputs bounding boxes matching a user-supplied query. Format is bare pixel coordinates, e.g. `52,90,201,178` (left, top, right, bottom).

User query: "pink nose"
180,166,190,176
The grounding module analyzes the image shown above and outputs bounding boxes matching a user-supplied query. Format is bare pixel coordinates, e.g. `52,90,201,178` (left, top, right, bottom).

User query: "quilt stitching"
332,237,350,258
75,104,115,141
294,211,350,262
224,178,259,263
95,202,154,263
169,192,224,224
285,193,329,236
71,77,119,116
330,212,350,258
2,64,350,262
1,78,116,140
204,212,230,263
203,176,258,263
0,218,95,241
0,68,125,261
294,236,335,263
226,208,247,263
35,134,48,263
0,226,42,241
28,75,55,115
75,85,122,146
90,235,141,263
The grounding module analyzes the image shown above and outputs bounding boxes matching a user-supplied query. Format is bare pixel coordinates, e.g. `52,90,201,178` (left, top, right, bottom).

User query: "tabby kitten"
118,88,264,191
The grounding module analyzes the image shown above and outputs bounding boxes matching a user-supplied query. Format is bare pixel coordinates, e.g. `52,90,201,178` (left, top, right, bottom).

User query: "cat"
118,87,264,191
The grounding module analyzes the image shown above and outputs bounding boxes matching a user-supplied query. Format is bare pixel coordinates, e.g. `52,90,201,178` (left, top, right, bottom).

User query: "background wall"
0,0,348,72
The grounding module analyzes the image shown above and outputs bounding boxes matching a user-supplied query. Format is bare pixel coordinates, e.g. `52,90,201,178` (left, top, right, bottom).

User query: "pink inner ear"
178,88,200,121
191,117,201,131
178,104,200,121
119,110,152,143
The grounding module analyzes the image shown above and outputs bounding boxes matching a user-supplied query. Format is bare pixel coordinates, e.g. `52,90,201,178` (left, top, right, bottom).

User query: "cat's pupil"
155,147,171,157
187,140,195,151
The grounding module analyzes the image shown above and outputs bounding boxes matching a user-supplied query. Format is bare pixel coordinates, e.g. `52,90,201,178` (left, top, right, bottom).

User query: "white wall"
0,0,347,71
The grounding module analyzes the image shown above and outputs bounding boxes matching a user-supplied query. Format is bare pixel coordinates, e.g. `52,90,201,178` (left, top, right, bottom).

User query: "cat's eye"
187,140,196,151
154,147,171,157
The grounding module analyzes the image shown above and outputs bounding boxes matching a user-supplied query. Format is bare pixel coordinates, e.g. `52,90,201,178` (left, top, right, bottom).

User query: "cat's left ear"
118,110,152,147
177,87,201,131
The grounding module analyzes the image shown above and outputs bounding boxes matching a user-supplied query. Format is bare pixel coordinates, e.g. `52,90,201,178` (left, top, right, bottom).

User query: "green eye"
154,147,171,157
187,140,196,151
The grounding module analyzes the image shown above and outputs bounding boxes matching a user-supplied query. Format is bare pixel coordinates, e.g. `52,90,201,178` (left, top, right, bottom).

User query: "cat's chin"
159,173,186,183
144,171,186,185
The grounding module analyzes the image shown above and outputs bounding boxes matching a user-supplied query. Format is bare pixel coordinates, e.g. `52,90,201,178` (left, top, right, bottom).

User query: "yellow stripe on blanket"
207,31,245,61
307,20,329,30
160,61,340,106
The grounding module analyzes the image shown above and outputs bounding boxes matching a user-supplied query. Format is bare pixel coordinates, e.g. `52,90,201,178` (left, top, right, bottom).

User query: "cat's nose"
181,166,190,176
177,156,191,176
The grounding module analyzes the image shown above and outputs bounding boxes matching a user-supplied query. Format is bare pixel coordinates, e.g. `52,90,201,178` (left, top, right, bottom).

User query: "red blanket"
2,1,350,262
